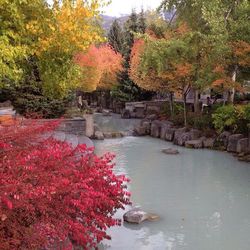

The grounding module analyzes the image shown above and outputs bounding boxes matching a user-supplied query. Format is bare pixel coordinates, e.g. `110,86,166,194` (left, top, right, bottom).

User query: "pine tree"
111,10,153,103
108,20,124,53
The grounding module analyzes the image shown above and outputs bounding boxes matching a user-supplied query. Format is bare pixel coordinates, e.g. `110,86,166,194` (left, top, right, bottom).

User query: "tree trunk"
194,89,200,113
169,92,174,117
228,65,237,104
183,93,187,127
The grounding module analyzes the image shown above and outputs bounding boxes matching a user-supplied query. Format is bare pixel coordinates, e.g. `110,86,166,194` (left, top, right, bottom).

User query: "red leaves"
0,120,130,249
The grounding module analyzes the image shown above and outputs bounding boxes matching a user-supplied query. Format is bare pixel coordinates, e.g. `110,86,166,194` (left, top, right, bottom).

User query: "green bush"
161,102,184,117
9,83,73,119
187,113,214,130
212,104,250,134
12,96,68,118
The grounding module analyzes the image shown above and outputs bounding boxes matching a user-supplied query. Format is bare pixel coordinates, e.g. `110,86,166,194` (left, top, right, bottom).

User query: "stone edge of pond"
133,117,250,163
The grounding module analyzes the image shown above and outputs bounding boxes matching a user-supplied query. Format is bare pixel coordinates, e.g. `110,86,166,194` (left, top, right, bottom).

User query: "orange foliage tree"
74,44,123,92
130,30,194,124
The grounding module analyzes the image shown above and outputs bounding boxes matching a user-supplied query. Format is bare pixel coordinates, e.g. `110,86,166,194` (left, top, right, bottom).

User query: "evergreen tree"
108,20,124,53
111,10,153,103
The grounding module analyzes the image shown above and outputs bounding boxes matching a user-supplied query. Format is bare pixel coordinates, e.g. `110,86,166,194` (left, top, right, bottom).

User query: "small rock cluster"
93,123,134,140
134,116,250,162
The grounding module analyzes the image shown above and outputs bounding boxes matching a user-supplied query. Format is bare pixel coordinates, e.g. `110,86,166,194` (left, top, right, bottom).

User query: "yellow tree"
26,0,106,98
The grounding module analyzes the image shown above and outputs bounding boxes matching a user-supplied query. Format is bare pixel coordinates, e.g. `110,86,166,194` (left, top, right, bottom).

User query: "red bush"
0,120,130,249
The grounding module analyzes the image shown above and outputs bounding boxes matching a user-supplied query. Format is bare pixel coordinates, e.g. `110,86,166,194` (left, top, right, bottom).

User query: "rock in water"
162,148,179,155
123,208,159,224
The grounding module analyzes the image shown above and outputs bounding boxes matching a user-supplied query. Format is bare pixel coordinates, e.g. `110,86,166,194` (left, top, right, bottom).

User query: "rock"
102,110,111,116
121,109,131,119
103,132,112,139
133,108,145,119
238,154,250,162
227,134,244,153
173,127,188,145
94,131,104,140
216,131,231,149
123,208,159,224
134,126,147,136
189,129,202,139
160,122,173,140
165,128,176,141
185,137,205,149
203,138,215,148
141,120,151,134
94,124,101,133
145,114,158,121
162,148,179,155
150,120,162,138
237,138,249,154
103,132,123,139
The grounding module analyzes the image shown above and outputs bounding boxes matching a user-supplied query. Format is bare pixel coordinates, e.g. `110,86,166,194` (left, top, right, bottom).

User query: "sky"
103,0,163,17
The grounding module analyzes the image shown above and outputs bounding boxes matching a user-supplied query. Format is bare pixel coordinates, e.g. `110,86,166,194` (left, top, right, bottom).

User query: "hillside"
100,14,129,32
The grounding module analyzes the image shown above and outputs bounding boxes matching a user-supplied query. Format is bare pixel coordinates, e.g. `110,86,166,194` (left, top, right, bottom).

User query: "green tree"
159,0,250,104
108,20,124,53
111,10,153,103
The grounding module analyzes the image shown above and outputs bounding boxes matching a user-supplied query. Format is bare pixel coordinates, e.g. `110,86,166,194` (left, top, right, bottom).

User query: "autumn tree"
111,10,154,103
74,44,123,92
0,0,106,98
159,0,250,104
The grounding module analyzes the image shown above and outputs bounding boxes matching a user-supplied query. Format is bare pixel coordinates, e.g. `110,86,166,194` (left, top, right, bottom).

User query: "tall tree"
108,20,124,53
111,10,153,103
0,0,105,99
74,45,123,92
159,0,250,104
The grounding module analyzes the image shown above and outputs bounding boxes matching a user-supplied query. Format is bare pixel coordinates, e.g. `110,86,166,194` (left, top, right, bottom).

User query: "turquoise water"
95,136,250,250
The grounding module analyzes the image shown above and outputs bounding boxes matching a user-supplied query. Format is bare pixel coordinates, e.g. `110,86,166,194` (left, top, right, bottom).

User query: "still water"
94,135,250,250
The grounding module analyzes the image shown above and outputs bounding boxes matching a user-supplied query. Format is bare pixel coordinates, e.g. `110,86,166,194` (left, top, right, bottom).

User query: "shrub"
12,95,68,118
187,113,214,130
161,102,184,118
212,105,238,133
212,104,250,134
0,120,130,249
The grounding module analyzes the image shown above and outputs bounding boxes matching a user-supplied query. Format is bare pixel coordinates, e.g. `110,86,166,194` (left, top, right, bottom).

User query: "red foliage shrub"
0,120,130,249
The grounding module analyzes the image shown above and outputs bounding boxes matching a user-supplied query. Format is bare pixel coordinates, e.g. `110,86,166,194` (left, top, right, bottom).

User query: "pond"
94,116,250,250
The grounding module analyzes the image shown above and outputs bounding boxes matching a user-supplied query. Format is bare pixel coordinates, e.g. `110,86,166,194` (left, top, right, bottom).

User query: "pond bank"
134,116,250,163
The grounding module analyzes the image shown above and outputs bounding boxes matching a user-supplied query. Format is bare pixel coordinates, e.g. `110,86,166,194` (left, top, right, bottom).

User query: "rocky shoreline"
133,115,250,163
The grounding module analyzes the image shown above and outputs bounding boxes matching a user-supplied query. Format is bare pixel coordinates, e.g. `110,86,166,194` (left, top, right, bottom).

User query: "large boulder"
237,138,249,154
160,121,173,140
227,134,244,153
215,131,231,149
141,120,151,134
134,126,147,136
185,137,205,149
189,129,202,139
174,129,202,147
121,109,131,119
173,128,189,146
162,148,179,155
165,128,176,141
150,120,162,138
203,138,216,148
94,131,104,140
123,208,159,224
